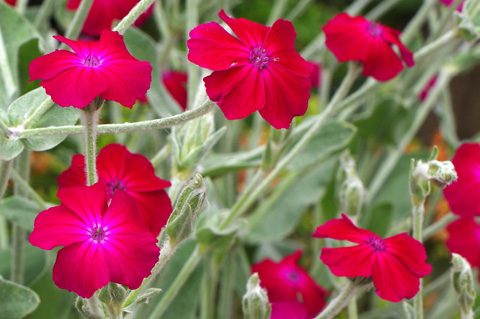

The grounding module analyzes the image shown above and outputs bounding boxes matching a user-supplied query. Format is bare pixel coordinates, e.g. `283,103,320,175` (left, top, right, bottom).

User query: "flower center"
90,227,106,242
83,55,100,67
106,179,126,197
367,22,383,37
249,47,270,69
366,235,386,252
286,271,300,282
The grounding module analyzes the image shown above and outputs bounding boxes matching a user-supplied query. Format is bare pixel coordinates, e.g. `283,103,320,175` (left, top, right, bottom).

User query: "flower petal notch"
29,30,152,109
443,143,480,217
312,214,432,302
57,144,172,237
29,183,160,298
187,10,312,129
251,250,329,316
323,13,414,82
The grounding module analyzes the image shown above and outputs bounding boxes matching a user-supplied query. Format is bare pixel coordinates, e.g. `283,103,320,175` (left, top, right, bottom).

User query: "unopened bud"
451,253,476,317
75,296,105,319
98,283,126,317
242,273,271,319
166,173,207,246
337,152,365,219
414,160,457,189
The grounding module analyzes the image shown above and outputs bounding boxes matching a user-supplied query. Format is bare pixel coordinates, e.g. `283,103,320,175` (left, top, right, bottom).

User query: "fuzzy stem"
402,0,437,44
62,0,94,44
113,0,156,35
10,169,48,210
0,160,13,251
21,97,54,130
80,101,102,186
85,294,105,319
33,0,56,29
15,0,27,14
146,247,201,319
412,201,425,319
313,280,365,319
16,100,215,138
0,22,17,101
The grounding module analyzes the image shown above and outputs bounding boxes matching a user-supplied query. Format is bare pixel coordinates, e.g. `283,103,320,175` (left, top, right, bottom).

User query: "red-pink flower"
271,301,311,319
29,30,152,108
446,218,480,279
443,143,480,217
251,250,329,316
187,10,312,129
66,0,154,36
29,183,160,298
419,76,438,101
58,144,172,237
309,62,322,89
162,71,188,110
323,13,414,82
312,214,432,302
4,0,15,6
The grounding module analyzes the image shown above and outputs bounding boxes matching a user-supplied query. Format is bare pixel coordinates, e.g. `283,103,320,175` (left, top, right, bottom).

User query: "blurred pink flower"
312,214,431,302
162,71,188,110
58,144,172,237
271,301,311,319
29,183,159,298
446,218,480,279
251,250,329,316
4,0,15,6
187,10,312,129
29,30,152,108
443,143,480,217
323,13,414,81
419,76,438,101
66,0,154,36
309,62,322,89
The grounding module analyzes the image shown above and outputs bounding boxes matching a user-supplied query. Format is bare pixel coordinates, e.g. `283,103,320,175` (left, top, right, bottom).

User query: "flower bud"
451,253,476,317
75,296,105,319
336,152,365,219
166,173,207,247
242,273,271,319
98,283,126,317
414,160,457,189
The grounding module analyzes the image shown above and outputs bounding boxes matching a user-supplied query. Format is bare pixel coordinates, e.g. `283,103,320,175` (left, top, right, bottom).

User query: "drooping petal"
53,241,110,298
320,245,375,277
187,21,249,71
204,65,265,120
57,154,87,188
371,251,423,302
360,37,404,81
382,27,414,67
29,205,89,250
263,19,312,76
446,218,480,268
443,143,480,217
127,190,172,236
383,233,432,277
259,65,310,129
218,9,270,48
312,214,371,243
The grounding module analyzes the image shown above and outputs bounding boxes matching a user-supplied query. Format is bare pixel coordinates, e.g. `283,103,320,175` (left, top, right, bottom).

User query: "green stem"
0,160,13,251
217,250,236,319
285,0,313,21
15,0,27,14
16,100,215,138
62,0,94,44
80,102,102,186
0,22,17,101
85,294,105,319
33,0,56,29
313,280,366,319
423,213,457,240
10,169,48,210
147,247,201,319
365,0,400,20
267,0,288,25
348,295,359,319
219,63,360,230
21,96,54,129
402,0,437,44
412,201,425,319
113,0,156,35
185,0,199,109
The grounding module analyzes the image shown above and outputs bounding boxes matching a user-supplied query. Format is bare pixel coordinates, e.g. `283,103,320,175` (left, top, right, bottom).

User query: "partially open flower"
312,214,432,302
29,30,152,108
323,13,414,81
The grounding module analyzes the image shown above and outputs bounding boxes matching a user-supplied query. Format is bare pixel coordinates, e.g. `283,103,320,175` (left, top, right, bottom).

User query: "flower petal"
320,245,374,277
259,64,310,129
29,50,83,81
271,301,311,319
57,154,86,188
53,241,110,298
127,190,172,237
446,218,480,268
384,233,432,277
204,65,265,120
187,21,249,71
218,9,270,48
29,205,89,250
360,37,404,81
312,214,371,243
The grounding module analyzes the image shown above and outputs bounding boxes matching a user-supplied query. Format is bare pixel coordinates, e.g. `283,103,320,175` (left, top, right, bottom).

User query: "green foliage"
0,276,40,319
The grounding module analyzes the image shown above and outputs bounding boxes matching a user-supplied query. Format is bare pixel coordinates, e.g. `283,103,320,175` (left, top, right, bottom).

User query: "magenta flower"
251,250,329,316
419,76,438,102
162,71,188,111
29,183,160,298
271,301,311,319
187,10,312,129
4,0,15,6
309,62,322,89
446,218,480,279
66,0,154,36
312,214,432,302
443,143,480,217
323,13,414,82
58,144,172,237
29,30,152,108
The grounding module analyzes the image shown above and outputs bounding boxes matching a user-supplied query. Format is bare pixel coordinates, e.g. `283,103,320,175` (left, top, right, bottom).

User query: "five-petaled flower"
66,0,154,36
443,143,480,217
251,250,329,317
29,183,160,298
312,214,432,302
445,218,480,280
323,13,414,82
29,30,152,109
58,144,172,237
187,10,312,129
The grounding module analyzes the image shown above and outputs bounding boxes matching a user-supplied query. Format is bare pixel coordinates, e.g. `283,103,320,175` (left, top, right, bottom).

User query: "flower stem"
146,246,202,319
21,96,54,130
16,100,215,138
113,0,156,35
80,102,102,186
423,212,457,240
0,160,13,251
85,294,105,319
0,22,17,101
313,280,366,319
402,0,437,44
412,201,425,319
62,0,94,44
14,0,27,14
10,169,48,210
34,0,56,29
